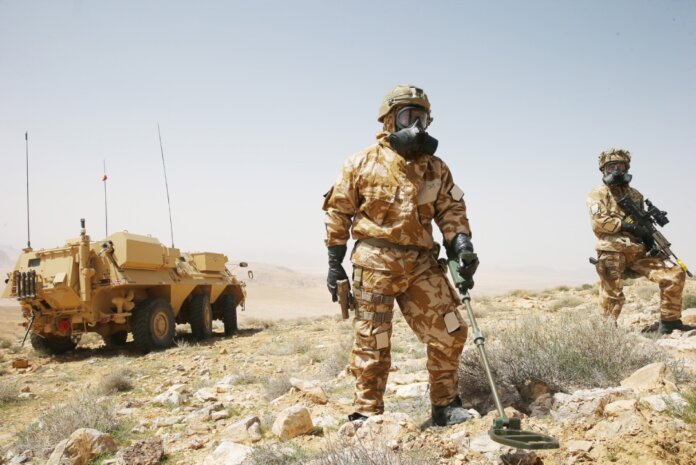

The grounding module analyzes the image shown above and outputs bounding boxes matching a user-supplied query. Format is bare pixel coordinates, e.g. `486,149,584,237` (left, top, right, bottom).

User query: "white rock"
312,415,339,430
221,416,261,443
566,440,593,452
604,399,636,416
639,393,687,413
194,387,218,402
469,431,504,454
272,404,314,441
552,387,633,421
202,441,252,465
354,413,416,446
152,384,189,406
212,410,230,421
288,377,329,404
393,382,429,399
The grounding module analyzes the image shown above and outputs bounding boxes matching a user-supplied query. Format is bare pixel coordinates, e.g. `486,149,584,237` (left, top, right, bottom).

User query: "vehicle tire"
132,298,175,353
219,294,238,336
189,294,213,340
30,332,77,355
105,331,128,347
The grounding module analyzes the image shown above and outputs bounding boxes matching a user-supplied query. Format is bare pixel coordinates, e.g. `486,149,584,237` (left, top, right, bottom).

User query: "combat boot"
658,319,696,335
347,412,369,423
431,397,472,427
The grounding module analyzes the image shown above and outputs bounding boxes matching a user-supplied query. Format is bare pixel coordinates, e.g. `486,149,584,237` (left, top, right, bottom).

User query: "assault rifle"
618,195,692,277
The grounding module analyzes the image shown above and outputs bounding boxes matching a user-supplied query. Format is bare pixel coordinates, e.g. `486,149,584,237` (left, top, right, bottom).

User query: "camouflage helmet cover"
378,84,431,123
598,148,631,171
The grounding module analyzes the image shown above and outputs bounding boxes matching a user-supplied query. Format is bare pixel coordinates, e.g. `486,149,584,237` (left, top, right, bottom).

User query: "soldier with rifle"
587,148,694,334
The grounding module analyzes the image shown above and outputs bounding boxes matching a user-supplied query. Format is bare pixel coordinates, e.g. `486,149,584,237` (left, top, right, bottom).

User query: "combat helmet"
378,85,431,123
598,148,631,171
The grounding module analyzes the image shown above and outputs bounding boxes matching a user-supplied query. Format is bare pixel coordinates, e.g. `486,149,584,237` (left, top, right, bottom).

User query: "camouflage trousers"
595,249,685,321
349,245,467,416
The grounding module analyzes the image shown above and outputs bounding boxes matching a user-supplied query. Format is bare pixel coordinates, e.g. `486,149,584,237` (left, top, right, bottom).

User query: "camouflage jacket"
323,132,471,254
587,184,645,252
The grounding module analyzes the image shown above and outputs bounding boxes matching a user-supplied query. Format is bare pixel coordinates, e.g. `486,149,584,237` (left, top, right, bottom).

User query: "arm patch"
590,203,600,215
449,184,464,201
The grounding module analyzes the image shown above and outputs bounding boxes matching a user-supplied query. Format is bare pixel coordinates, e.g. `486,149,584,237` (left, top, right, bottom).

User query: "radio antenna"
157,122,175,248
25,131,31,250
102,160,109,237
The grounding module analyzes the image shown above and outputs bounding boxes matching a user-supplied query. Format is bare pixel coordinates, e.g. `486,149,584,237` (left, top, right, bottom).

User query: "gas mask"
388,106,439,158
602,162,632,186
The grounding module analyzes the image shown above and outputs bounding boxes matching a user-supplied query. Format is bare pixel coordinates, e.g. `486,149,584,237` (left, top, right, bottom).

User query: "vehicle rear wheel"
30,333,77,355
189,294,213,340
132,298,175,353
219,294,238,336
105,331,128,347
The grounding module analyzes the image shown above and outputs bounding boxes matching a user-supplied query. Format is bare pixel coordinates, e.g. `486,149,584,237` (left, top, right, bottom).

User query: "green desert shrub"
459,309,665,395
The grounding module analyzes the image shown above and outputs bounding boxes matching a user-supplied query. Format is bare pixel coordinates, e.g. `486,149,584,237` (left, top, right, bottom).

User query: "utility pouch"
375,331,389,350
443,311,462,334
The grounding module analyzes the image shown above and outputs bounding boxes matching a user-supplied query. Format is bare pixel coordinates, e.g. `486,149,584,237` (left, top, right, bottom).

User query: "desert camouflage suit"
587,184,685,320
323,132,470,416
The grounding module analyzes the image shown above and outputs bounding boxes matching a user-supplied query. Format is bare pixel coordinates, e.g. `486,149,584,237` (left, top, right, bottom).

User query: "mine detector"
2,219,247,354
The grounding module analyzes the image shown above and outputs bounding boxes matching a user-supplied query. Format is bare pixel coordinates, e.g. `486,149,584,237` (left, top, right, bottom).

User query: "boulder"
272,404,314,441
552,387,633,421
288,378,328,405
604,399,636,416
202,441,252,465
620,362,676,394
353,413,417,446
194,387,218,402
116,437,164,465
221,416,261,443
393,382,429,399
46,429,116,465
152,384,189,406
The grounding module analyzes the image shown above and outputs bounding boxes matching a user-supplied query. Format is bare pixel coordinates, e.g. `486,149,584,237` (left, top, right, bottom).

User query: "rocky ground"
0,278,695,465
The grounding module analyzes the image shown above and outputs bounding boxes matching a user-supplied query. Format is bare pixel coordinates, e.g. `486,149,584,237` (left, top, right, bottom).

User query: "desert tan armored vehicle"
2,219,247,354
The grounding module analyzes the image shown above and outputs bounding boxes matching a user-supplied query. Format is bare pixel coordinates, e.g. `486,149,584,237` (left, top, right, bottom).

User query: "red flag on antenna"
102,174,108,181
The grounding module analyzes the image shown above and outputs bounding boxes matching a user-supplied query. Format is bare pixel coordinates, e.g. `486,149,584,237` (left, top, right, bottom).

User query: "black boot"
658,319,696,335
347,412,368,422
431,397,472,427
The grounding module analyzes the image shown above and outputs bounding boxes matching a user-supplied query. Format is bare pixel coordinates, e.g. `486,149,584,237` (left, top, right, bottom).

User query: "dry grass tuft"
635,284,658,301
312,439,440,465
244,318,277,330
264,376,293,401
547,296,584,312
319,336,354,379
459,309,666,397
0,380,20,404
99,367,134,394
682,294,696,310
14,392,119,458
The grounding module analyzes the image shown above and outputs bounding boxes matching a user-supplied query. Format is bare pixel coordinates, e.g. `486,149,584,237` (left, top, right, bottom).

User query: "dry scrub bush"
682,294,696,310
0,338,12,349
244,318,277,330
99,367,134,394
244,443,311,465
264,376,293,401
0,380,20,404
548,296,584,312
311,439,439,465
231,373,262,385
635,284,658,301
319,336,353,379
14,392,119,457
458,309,665,396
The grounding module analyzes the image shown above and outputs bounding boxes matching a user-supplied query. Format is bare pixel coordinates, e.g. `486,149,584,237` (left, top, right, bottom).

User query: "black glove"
327,245,349,302
450,233,479,290
620,221,654,250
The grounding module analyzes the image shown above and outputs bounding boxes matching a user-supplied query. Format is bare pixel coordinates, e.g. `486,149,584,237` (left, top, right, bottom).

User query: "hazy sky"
1,1,694,286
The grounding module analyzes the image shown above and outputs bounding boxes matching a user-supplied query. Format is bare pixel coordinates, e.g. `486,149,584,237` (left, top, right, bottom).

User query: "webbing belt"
360,237,425,252
353,288,395,306
355,309,394,323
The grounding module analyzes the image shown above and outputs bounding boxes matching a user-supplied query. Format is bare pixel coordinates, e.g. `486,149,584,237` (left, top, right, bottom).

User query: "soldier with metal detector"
322,84,478,426
587,148,695,334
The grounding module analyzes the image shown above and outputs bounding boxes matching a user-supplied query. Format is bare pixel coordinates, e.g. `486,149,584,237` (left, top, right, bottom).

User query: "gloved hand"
620,221,654,250
450,233,479,290
327,245,349,302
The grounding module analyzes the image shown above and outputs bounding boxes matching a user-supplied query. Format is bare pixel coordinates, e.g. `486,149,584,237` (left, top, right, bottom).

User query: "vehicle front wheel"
132,298,175,353
189,294,213,340
218,294,238,336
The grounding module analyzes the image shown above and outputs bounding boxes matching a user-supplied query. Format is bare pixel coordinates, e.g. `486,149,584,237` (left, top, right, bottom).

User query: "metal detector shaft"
21,312,36,347
461,294,507,421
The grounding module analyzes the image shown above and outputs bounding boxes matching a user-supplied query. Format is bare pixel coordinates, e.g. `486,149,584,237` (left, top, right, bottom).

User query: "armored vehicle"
2,219,247,354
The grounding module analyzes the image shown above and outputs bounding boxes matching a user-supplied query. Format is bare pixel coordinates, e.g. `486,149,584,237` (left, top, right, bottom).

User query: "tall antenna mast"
25,131,31,250
157,122,175,248
102,160,109,237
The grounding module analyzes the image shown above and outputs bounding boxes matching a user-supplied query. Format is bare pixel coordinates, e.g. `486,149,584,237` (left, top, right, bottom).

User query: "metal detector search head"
447,258,560,450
